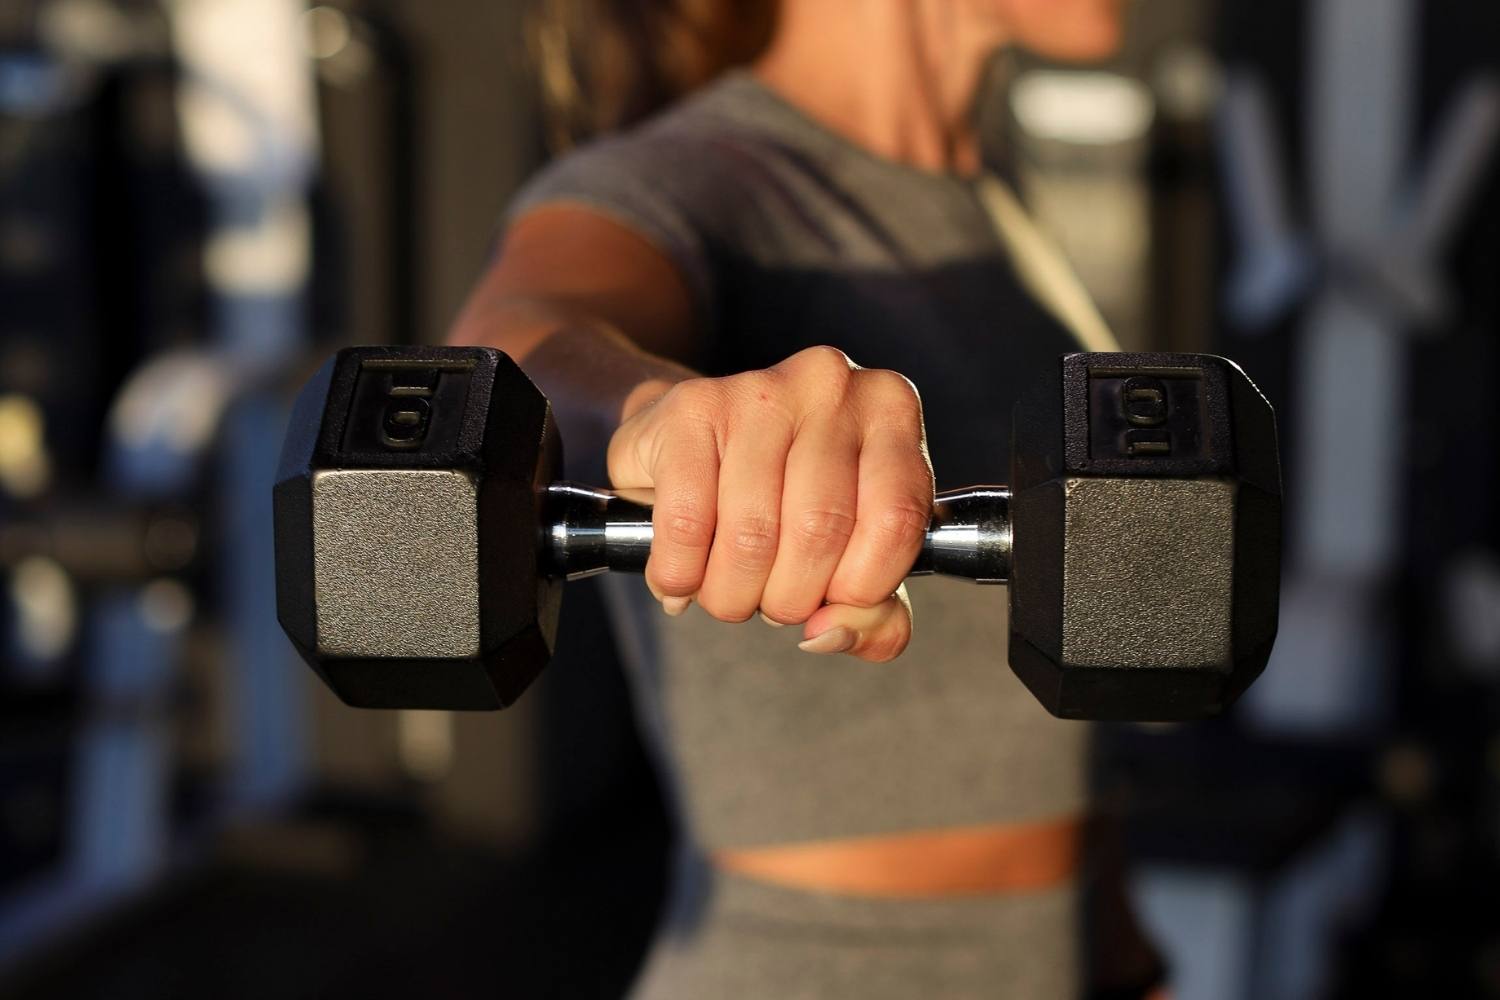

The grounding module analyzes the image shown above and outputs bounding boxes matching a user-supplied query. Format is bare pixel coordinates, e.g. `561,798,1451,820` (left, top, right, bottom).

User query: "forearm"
447,294,697,481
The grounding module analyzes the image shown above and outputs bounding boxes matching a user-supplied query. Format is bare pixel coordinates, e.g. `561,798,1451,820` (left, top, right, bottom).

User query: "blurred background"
0,0,1496,997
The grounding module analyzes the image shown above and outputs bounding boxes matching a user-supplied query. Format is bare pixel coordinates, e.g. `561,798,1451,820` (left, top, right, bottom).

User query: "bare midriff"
711,813,1085,898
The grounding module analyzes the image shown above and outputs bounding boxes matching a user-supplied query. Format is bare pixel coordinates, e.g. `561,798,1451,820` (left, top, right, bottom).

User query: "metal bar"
543,483,1012,585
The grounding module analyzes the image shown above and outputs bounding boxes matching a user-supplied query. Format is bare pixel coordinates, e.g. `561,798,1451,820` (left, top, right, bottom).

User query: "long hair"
530,0,777,149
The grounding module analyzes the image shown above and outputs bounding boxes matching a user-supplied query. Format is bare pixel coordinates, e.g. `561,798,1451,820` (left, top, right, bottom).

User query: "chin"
1009,0,1127,63
1050,26,1123,62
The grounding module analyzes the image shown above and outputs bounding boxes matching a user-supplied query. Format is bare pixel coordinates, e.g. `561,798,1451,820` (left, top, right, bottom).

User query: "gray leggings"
629,851,1080,999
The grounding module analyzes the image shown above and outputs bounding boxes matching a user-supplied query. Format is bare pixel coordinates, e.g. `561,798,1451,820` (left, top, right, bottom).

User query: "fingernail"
798,626,856,655
662,595,692,617
759,612,786,628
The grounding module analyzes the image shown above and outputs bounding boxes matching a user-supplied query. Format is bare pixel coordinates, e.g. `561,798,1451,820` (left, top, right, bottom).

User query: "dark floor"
3,788,670,1000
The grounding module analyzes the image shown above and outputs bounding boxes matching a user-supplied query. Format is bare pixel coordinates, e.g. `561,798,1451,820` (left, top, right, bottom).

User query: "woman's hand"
607,346,934,661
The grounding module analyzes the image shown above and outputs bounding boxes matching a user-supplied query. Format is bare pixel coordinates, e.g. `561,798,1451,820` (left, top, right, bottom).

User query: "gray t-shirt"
511,71,1090,999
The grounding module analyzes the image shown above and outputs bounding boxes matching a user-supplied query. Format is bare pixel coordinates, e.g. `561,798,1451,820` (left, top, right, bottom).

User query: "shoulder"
509,74,803,234
500,79,789,321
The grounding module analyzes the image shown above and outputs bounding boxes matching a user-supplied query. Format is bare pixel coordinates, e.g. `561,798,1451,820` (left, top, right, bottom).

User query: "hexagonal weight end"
1007,353,1281,721
273,346,563,710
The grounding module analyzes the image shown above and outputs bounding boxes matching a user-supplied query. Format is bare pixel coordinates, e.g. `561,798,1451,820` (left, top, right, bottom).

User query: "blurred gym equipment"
2,2,664,997
1112,3,1500,999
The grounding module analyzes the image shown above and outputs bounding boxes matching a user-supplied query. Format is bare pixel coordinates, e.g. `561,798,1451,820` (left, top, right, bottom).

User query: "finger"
696,413,794,623
759,411,860,625
643,433,720,603
606,407,657,491
797,585,914,662
826,420,933,609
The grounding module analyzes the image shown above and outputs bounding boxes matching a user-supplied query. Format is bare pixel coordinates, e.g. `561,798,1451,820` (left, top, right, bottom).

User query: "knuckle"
791,504,857,551
696,592,755,624
725,514,780,564
861,367,917,395
871,499,931,548
648,566,698,595
792,345,856,381
646,546,704,593
860,369,923,417
664,378,726,423
804,344,854,367
657,504,715,551
758,599,814,626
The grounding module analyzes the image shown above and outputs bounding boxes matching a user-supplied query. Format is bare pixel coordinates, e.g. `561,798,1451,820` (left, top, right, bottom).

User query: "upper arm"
448,203,702,365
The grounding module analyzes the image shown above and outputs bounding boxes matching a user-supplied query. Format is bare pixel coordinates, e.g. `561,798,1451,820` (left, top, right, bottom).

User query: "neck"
752,1,1009,176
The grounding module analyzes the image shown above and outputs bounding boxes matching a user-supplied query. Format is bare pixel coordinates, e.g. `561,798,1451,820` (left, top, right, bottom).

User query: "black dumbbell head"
1007,352,1281,721
273,346,562,709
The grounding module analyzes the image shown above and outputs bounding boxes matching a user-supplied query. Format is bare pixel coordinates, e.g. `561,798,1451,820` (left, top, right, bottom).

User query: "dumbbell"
273,346,1281,721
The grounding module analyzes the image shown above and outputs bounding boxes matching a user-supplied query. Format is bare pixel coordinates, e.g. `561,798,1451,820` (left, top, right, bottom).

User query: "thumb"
796,584,913,663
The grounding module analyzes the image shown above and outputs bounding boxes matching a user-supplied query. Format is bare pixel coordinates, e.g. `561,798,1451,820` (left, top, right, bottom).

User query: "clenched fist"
607,346,934,661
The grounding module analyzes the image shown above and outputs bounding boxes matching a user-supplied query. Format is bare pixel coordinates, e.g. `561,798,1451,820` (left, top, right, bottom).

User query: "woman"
451,1,1164,996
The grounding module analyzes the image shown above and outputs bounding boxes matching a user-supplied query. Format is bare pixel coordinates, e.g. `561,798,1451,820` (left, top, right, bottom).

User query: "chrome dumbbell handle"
541,483,1012,584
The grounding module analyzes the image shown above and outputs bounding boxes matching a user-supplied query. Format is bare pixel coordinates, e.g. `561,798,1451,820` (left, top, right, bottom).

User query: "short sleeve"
505,134,718,323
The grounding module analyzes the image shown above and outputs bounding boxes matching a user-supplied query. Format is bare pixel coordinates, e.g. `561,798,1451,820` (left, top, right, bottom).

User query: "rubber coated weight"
1008,353,1281,720
274,347,563,709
